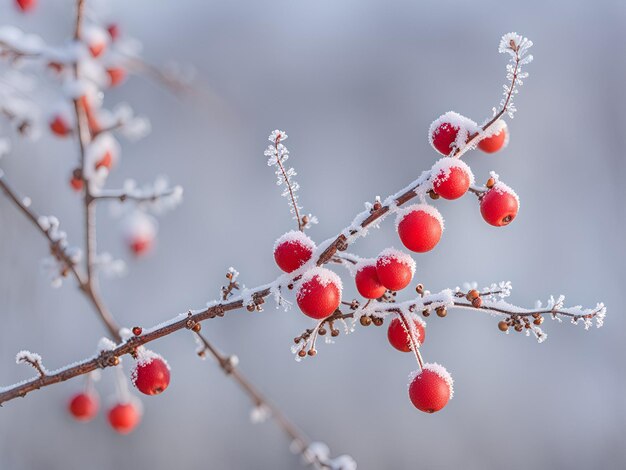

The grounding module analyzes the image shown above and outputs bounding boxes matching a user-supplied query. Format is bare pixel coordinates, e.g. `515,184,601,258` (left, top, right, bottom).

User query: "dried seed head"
302,215,309,225
298,349,307,358
360,316,372,326
373,201,382,211
422,309,431,317
515,325,523,332
472,297,483,308
498,320,509,332
318,327,327,336
108,356,120,366
192,323,202,333
436,307,447,318
416,284,424,295
428,189,440,200
372,317,383,326
246,304,255,312
226,272,232,280
294,337,301,344
307,349,317,357
533,317,544,325
331,329,340,337
467,289,480,301
486,177,496,189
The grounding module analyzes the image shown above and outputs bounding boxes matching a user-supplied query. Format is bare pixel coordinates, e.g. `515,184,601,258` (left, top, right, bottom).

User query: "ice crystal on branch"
264,130,316,231
497,32,533,119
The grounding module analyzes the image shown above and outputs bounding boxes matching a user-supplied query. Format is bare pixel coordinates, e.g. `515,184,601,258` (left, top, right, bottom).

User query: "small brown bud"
498,320,509,332
302,215,309,225
331,329,340,337
416,284,424,295
486,177,496,189
294,337,301,344
318,327,327,336
226,272,232,280
428,189,440,200
360,316,372,326
472,297,483,308
298,350,307,358
132,326,142,336
372,317,383,326
192,323,202,333
533,317,544,325
515,325,523,332
467,289,480,301
373,201,382,211
246,304,255,312
307,349,317,356
436,307,447,318
422,309,431,317
287,283,294,290
109,356,120,366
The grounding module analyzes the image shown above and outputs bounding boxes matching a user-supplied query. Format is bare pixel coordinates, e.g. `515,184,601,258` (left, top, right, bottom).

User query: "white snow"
395,203,444,232
428,111,480,154
377,248,416,276
298,267,343,291
273,230,316,253
430,157,475,187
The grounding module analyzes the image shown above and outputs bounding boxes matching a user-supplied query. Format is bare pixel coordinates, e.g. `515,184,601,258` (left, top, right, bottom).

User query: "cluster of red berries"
429,113,519,227
67,351,170,434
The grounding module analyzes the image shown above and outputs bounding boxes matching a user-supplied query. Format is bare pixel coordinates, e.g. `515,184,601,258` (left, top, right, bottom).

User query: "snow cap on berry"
121,211,157,243
430,157,475,188
490,180,520,208
273,229,315,253
395,204,444,232
409,362,454,399
428,111,479,154
130,348,170,386
354,258,377,275
482,119,508,140
297,266,343,293
377,248,416,276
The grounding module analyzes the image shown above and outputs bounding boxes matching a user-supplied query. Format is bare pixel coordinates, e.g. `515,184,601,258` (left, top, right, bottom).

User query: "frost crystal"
497,32,533,118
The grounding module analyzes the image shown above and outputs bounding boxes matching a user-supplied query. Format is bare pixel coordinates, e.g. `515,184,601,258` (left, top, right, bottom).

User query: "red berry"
48,62,64,73
89,42,106,58
387,317,425,352
429,112,477,155
375,248,415,291
408,364,453,413
16,0,36,12
131,354,170,395
108,402,141,434
96,151,113,170
273,231,315,273
480,182,519,226
296,268,342,319
68,392,99,422
107,24,120,41
478,122,508,154
50,115,71,137
70,176,84,192
431,157,473,200
130,236,153,256
396,204,443,253
107,67,126,87
355,263,386,299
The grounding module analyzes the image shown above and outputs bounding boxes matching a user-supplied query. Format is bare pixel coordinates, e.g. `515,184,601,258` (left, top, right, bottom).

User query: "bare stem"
274,135,303,231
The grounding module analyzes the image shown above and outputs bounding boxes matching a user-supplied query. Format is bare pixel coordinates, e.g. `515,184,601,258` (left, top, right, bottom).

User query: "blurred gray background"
0,0,624,469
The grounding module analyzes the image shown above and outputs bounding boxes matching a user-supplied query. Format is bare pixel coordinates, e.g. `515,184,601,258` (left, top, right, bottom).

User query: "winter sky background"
0,0,625,469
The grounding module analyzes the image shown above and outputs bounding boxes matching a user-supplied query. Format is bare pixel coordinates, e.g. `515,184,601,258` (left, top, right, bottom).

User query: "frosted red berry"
273,231,315,273
375,248,415,291
68,392,99,422
108,402,140,434
296,268,342,319
355,263,386,299
50,115,71,137
130,236,153,256
107,67,126,87
96,151,113,171
387,317,425,352
131,355,170,395
478,123,508,154
107,24,120,41
408,365,453,413
431,158,473,200
396,205,443,253
16,0,36,12
480,183,519,226
70,176,83,192
88,41,106,58
430,122,460,155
